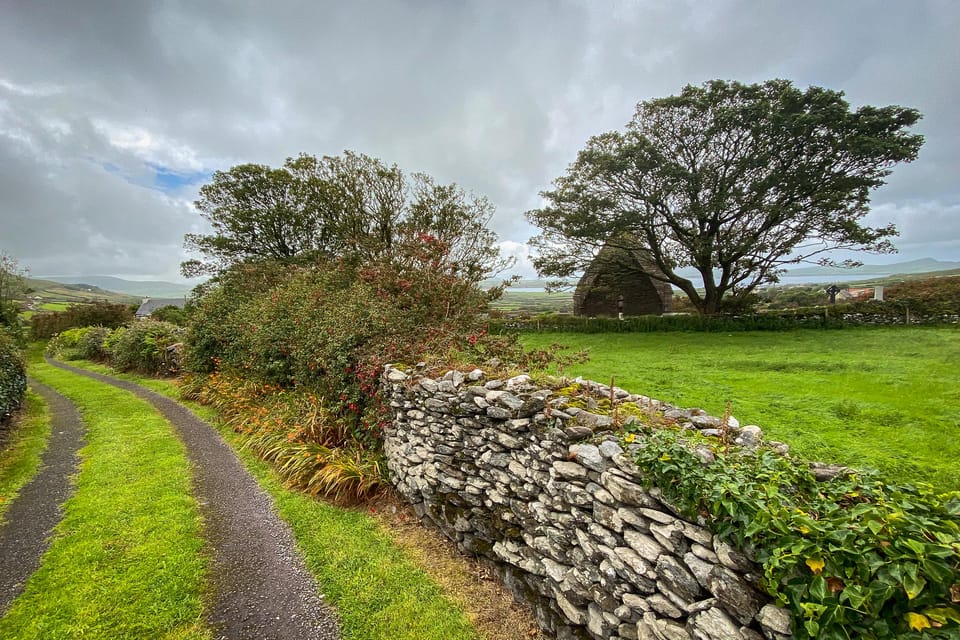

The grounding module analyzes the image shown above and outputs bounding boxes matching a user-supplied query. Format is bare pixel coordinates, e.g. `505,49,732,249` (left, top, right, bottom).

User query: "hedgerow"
30,301,133,340
631,427,960,639
0,329,26,422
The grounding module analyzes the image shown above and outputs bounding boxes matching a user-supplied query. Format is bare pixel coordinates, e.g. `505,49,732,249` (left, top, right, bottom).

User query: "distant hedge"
0,328,26,422
30,302,133,340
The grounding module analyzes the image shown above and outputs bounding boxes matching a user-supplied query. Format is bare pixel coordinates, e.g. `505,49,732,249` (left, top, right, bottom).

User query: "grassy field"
1,360,209,639
522,326,960,491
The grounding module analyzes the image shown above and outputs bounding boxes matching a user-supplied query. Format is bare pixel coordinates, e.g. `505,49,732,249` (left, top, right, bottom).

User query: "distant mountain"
783,258,960,277
40,275,194,298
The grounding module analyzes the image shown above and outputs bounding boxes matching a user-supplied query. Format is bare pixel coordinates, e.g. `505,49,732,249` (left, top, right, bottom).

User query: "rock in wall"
381,365,794,640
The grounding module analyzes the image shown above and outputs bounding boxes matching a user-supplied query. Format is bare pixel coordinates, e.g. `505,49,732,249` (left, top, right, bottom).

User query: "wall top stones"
381,364,800,640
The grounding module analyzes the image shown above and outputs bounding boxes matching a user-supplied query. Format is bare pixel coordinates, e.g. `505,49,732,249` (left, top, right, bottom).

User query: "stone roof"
573,244,673,316
135,298,186,317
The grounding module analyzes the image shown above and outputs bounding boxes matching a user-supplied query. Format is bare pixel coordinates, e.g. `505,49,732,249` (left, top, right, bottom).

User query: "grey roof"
135,298,186,317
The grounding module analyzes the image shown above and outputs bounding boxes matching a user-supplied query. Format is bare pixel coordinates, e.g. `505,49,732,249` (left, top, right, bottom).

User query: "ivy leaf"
903,571,926,600
906,612,932,632
810,575,829,601
924,606,960,625
806,557,826,575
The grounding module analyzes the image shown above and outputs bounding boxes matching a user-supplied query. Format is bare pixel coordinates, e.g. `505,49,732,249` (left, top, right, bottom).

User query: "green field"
521,327,960,490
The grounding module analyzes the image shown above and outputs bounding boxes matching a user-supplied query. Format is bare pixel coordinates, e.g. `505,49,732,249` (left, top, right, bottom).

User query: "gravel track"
0,379,85,615
46,359,339,640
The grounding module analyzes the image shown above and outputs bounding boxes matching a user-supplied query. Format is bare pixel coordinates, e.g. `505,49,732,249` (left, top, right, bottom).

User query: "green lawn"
522,326,960,490
0,361,209,639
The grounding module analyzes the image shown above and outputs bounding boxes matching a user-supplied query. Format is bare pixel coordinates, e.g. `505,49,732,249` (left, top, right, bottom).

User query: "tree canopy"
183,151,510,282
527,79,924,314
0,252,27,330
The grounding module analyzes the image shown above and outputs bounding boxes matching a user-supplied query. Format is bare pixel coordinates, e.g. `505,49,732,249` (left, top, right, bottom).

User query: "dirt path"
46,359,339,640
0,380,85,615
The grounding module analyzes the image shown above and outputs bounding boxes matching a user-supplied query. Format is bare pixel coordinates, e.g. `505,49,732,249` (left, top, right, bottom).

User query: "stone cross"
825,284,841,304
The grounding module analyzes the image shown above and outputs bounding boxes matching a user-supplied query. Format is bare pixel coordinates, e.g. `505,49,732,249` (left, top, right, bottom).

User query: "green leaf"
902,571,927,600
810,575,830,601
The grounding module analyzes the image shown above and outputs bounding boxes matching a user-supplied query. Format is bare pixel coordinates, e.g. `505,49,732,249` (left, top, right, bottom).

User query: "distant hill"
784,258,960,278
39,275,194,298
21,277,139,307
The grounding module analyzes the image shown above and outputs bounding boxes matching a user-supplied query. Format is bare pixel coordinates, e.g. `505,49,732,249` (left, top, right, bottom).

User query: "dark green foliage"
105,320,185,376
183,151,510,281
0,328,26,421
30,301,134,339
632,429,960,638
528,79,923,315
149,304,190,326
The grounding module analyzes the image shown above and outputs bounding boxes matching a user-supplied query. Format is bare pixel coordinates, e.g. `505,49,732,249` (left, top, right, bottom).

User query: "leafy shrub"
45,327,89,360
631,428,960,638
30,301,133,339
0,328,26,422
182,236,545,500
107,320,185,375
77,326,113,361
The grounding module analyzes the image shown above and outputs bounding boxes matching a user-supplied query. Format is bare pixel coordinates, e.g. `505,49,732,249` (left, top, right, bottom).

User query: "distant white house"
135,298,187,319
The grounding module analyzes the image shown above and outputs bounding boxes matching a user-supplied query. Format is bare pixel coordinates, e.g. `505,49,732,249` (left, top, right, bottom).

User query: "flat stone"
467,368,484,381
553,460,589,480
386,367,407,382
734,425,762,448
569,443,606,471
646,594,683,619
556,591,587,625
484,379,504,390
496,392,525,411
485,406,512,420
603,473,653,506
656,555,702,603
418,378,439,393
714,539,754,572
756,603,792,636
682,552,714,590
707,566,763,625
624,529,666,563
688,607,743,640
599,439,625,458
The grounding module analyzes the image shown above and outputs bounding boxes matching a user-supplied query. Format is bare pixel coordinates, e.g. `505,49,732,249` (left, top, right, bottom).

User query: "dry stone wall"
381,365,795,640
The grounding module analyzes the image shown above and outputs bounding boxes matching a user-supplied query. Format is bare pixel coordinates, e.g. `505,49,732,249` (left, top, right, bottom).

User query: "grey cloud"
1,1,958,281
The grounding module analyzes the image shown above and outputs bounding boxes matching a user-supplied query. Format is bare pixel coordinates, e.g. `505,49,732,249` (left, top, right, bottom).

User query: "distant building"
135,297,186,319
573,244,673,317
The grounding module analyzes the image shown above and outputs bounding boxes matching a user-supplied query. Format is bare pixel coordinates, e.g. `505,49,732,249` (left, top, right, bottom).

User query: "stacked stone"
382,365,794,640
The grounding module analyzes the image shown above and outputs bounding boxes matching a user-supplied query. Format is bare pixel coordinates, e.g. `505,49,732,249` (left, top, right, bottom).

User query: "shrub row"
30,302,133,340
0,328,26,422
45,321,184,376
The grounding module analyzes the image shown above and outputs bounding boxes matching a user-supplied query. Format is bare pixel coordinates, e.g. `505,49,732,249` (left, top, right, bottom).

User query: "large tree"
183,151,510,282
527,79,924,314
0,252,28,329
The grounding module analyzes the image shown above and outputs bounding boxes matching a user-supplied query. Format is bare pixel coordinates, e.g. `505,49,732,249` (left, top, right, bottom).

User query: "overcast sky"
1,1,957,282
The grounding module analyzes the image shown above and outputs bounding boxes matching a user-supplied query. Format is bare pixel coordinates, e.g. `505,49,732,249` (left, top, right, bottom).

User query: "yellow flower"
624,433,636,443
805,557,825,574
906,612,931,632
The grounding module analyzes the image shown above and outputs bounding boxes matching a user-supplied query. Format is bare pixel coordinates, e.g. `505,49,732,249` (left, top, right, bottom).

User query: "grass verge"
0,360,209,640
0,392,50,523
522,326,960,490
67,362,484,640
